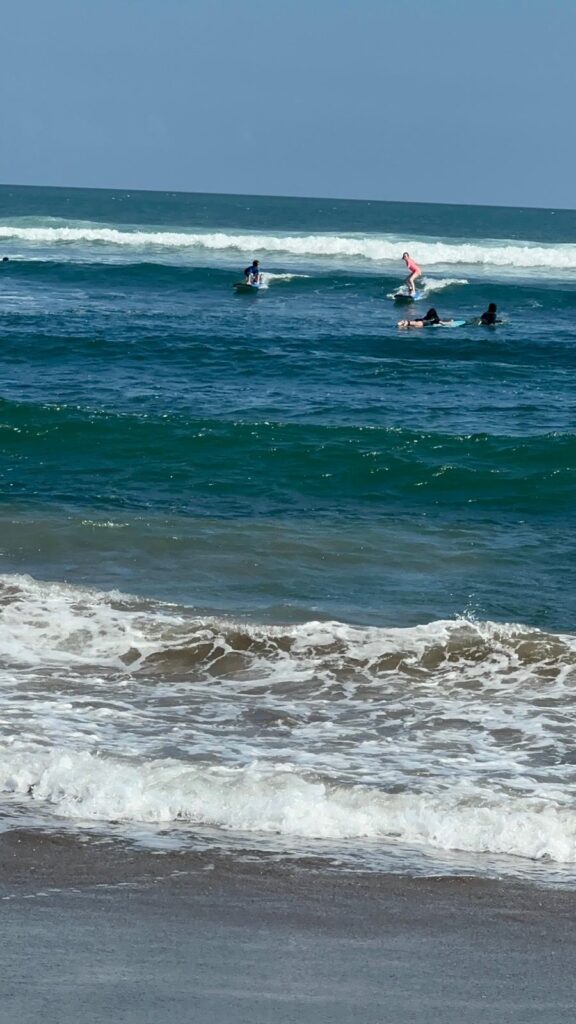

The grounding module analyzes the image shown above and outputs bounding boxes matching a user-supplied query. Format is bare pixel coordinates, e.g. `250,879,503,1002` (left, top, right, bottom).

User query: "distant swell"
0,400,575,513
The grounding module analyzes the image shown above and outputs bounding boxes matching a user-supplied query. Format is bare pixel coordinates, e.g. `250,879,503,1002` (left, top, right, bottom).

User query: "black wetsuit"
480,311,498,325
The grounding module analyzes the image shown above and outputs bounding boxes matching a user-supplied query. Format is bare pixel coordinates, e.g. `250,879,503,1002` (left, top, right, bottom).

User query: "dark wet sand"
0,831,575,1024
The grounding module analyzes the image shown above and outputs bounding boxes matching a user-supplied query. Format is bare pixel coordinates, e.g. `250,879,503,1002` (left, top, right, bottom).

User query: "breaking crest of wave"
3,223,576,270
2,575,576,872
1,573,576,680
259,271,310,288
421,276,469,292
2,573,576,681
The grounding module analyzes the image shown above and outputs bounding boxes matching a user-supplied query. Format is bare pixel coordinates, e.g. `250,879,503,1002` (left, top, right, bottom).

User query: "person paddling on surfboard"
244,260,262,286
402,252,422,296
398,308,456,328
479,302,502,325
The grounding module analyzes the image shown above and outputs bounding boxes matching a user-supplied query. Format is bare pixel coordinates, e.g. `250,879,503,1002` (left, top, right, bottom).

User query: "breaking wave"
3,222,576,270
1,573,576,870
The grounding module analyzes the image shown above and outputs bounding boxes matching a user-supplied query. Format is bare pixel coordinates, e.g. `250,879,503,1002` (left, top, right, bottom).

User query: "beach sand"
0,830,574,1023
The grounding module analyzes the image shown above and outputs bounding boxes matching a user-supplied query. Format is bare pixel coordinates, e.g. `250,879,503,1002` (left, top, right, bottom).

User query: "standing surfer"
402,252,422,296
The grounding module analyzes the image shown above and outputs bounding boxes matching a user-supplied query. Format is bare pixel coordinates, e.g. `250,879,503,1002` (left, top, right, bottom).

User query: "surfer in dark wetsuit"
244,260,261,285
479,303,501,325
398,307,444,328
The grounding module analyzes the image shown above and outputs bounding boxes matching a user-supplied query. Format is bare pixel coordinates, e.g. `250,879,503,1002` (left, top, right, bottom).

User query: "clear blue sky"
1,0,573,208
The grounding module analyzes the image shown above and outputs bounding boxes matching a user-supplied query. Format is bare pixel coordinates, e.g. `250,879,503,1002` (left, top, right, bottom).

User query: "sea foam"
3,223,576,270
2,748,576,864
2,574,576,869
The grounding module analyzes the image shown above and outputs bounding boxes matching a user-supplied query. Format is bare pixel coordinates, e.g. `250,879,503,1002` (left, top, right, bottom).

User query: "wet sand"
0,831,575,1023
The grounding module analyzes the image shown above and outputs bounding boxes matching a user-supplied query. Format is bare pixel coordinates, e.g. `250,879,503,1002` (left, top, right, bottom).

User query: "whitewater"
3,220,576,272
0,572,575,876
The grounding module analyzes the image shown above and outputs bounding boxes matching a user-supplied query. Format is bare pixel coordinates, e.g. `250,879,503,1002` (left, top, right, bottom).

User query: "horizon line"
0,181,574,216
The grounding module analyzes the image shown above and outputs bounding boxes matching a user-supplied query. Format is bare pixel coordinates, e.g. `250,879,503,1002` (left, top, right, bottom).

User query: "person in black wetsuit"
479,303,501,325
398,308,448,328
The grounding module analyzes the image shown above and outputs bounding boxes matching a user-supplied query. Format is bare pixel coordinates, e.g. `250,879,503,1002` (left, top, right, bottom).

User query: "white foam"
420,276,469,293
259,271,309,289
386,277,469,299
3,748,576,863
0,573,183,668
2,574,576,870
262,272,309,282
0,572,462,669
3,223,576,270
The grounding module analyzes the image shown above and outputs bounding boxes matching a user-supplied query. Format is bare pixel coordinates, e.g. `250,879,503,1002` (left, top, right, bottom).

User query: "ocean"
1,183,576,885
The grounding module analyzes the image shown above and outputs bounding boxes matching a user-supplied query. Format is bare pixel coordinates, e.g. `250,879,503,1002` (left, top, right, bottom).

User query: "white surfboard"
234,281,262,294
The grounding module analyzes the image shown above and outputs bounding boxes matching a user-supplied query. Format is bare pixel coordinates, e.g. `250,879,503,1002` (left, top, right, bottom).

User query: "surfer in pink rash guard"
402,252,422,296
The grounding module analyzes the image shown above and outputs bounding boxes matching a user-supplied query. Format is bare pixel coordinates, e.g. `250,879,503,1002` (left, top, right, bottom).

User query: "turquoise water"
1,184,576,878
1,185,575,627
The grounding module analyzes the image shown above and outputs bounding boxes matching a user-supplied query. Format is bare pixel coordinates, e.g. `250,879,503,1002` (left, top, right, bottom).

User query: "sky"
0,0,573,208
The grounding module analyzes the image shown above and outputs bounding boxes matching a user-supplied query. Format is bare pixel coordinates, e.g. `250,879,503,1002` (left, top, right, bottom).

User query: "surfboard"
393,289,425,303
433,319,466,328
234,281,261,294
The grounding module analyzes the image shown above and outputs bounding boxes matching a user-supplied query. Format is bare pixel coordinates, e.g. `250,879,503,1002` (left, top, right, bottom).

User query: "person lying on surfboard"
244,260,262,285
397,308,454,328
402,252,422,296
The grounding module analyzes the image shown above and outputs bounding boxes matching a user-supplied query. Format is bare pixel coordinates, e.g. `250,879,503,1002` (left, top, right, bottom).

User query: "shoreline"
1,830,575,1023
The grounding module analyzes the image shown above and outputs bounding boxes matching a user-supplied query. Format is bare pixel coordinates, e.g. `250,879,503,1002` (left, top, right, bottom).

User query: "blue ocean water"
0,184,575,879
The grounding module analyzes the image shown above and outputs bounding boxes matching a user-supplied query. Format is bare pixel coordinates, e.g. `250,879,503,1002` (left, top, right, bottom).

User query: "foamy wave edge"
3,748,576,863
1,572,574,679
3,225,576,269
1,573,575,672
